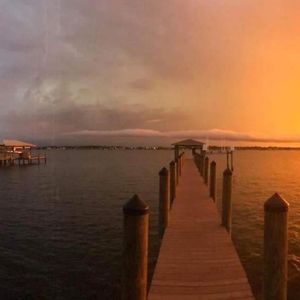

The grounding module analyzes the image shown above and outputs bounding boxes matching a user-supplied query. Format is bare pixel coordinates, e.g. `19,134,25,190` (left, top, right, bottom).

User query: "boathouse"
172,138,206,160
0,139,46,166
1,139,36,155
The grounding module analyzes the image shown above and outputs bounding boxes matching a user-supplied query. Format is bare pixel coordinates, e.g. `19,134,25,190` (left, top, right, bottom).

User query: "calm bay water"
0,150,300,299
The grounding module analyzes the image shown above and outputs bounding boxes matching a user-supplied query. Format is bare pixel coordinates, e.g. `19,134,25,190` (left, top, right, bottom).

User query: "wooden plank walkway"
148,158,254,300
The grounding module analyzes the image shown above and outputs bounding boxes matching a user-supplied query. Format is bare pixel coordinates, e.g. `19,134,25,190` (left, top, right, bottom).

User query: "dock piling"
222,168,233,234
209,161,217,201
169,161,176,205
178,156,182,177
200,154,205,177
204,157,209,185
122,195,149,300
264,193,289,300
175,159,179,185
159,167,170,238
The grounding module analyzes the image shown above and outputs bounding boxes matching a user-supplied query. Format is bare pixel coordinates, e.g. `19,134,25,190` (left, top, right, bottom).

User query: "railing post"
264,193,289,300
122,195,149,300
209,161,216,201
222,168,232,234
204,157,209,185
159,167,170,237
169,161,176,206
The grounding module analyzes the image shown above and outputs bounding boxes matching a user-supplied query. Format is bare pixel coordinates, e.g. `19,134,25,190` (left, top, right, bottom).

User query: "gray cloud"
1,79,186,141
66,128,300,144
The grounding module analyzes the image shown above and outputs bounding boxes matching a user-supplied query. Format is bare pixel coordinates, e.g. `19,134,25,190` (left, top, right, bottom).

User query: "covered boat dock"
0,139,46,167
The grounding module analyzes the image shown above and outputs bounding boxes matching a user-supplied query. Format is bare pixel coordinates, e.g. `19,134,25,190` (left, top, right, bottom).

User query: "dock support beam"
222,168,232,234
264,193,289,300
122,195,149,300
159,168,170,238
210,161,216,201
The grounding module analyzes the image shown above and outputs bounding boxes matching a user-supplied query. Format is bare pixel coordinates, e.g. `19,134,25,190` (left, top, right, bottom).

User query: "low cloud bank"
66,129,300,143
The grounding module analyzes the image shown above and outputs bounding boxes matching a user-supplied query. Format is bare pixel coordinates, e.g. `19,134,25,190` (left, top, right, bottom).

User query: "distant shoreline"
36,146,300,151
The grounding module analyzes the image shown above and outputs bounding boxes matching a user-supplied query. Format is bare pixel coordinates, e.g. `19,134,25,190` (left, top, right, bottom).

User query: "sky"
1,0,300,146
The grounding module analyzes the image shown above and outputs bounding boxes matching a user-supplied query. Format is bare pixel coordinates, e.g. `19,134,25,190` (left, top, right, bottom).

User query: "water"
0,150,300,299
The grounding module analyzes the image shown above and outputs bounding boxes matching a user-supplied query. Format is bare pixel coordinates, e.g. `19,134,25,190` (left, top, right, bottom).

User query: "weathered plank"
148,158,254,300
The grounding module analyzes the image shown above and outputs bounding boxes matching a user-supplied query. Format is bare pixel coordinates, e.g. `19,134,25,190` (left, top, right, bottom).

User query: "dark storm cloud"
1,82,186,139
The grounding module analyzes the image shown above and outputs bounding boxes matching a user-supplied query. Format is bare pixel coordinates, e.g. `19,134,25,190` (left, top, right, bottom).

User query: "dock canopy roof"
172,139,205,147
1,139,36,148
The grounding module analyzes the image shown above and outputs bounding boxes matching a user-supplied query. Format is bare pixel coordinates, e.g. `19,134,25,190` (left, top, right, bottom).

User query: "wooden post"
204,157,209,185
122,195,149,300
175,159,179,185
210,161,217,201
159,167,170,237
180,154,183,174
264,193,289,300
194,153,199,169
222,168,233,234
169,161,176,205
200,154,205,177
226,151,230,169
174,146,179,161
178,155,182,177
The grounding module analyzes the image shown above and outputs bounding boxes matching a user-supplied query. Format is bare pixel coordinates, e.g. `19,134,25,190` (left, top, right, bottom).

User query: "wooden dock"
148,158,254,300
0,153,47,167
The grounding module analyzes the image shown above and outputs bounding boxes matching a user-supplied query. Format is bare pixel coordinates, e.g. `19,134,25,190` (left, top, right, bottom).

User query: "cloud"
0,79,187,140
65,128,300,143
67,129,164,137
130,78,154,91
2,0,300,143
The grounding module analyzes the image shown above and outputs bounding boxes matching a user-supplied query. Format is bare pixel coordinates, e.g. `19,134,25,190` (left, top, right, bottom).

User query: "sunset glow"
1,1,300,145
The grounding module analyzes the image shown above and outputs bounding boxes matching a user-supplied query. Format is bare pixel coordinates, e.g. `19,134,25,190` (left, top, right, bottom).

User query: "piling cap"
264,193,289,212
159,167,168,176
123,194,149,216
223,168,233,176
